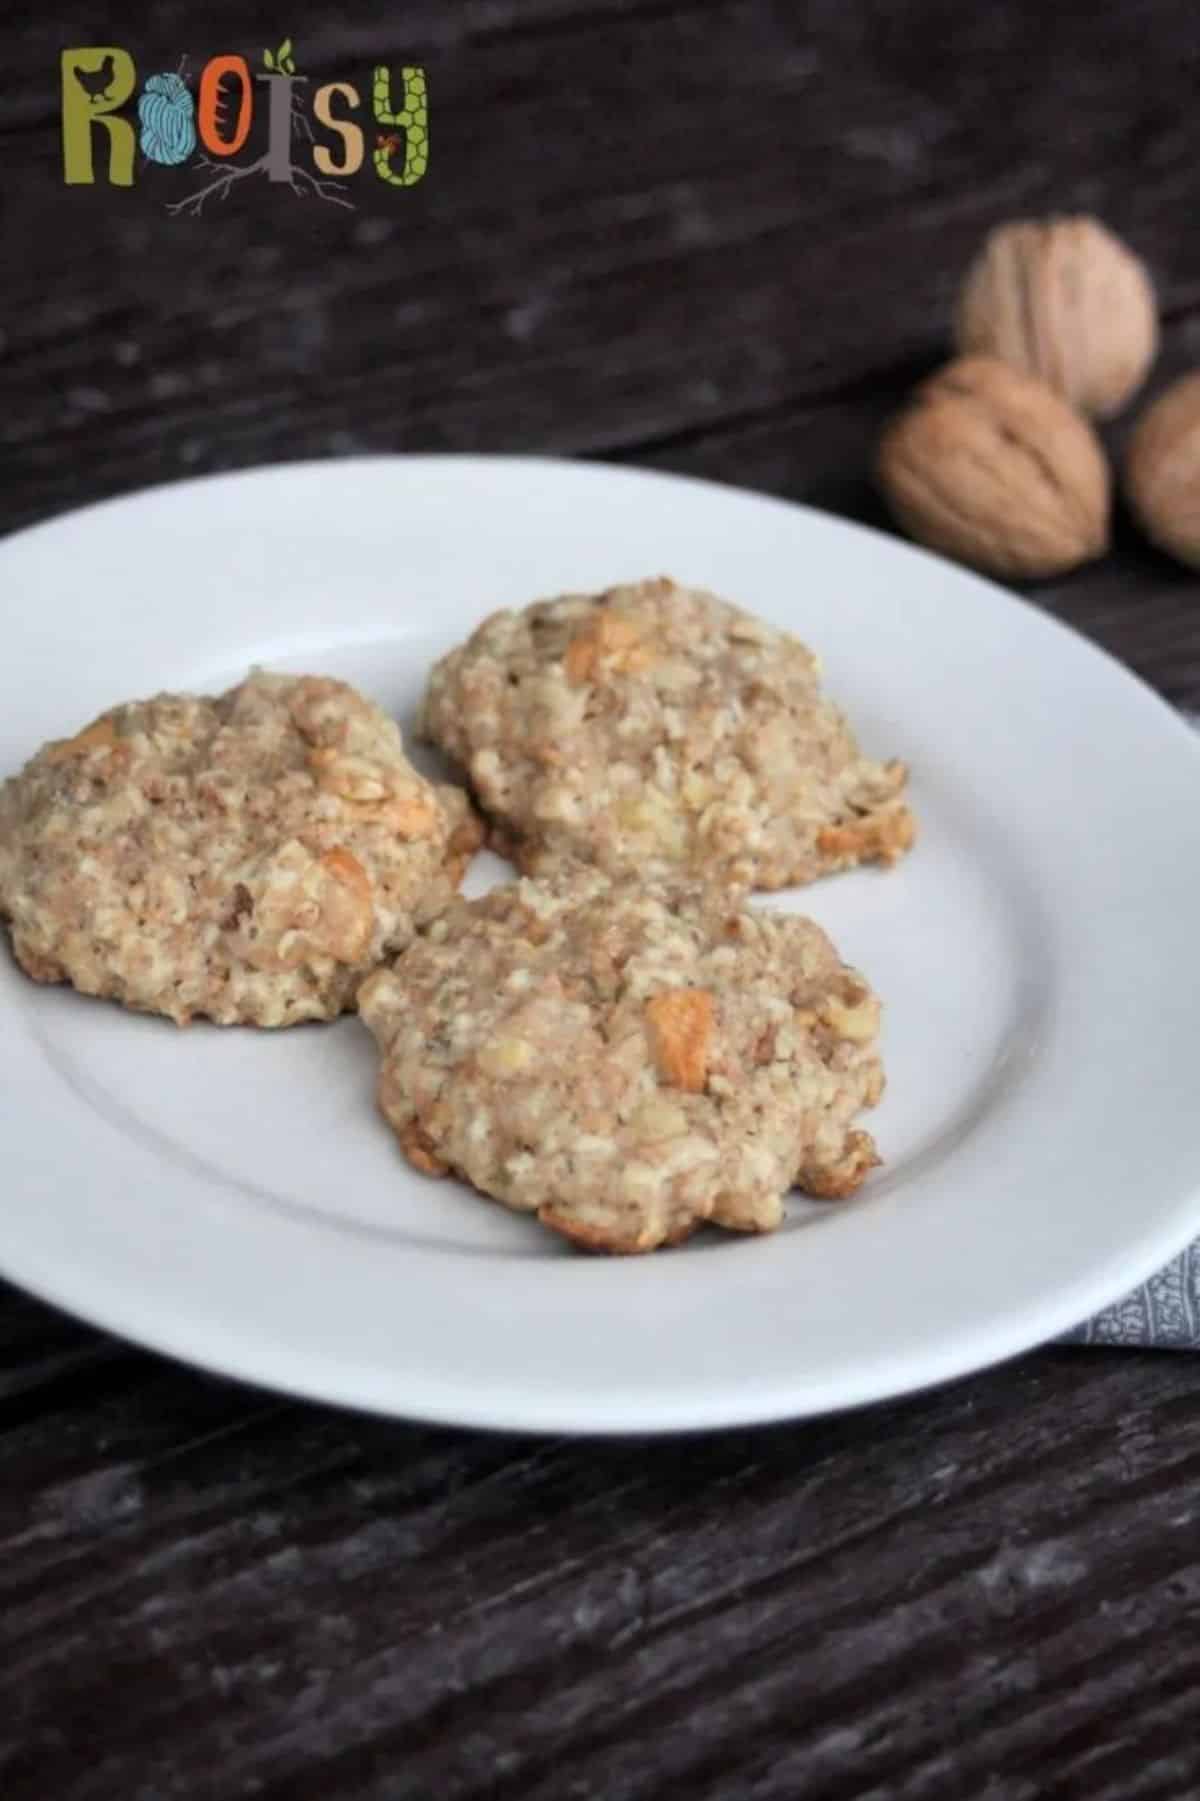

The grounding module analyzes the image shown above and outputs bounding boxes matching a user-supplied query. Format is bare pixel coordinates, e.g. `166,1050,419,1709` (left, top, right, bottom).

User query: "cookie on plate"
0,671,482,1026
418,575,914,889
358,866,884,1253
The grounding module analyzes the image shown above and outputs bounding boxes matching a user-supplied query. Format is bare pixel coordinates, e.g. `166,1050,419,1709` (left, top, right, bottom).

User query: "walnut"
956,215,1157,419
877,355,1110,580
1125,372,1200,569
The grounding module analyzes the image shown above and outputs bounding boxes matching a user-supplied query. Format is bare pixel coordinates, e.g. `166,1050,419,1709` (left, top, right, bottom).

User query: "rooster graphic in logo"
73,52,119,105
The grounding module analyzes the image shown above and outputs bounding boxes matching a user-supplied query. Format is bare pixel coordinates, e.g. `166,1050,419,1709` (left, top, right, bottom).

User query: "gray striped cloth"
1062,708,1200,1348
1066,1257,1200,1348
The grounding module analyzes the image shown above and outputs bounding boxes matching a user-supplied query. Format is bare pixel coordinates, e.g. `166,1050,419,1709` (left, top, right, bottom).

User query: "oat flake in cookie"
358,868,885,1253
0,672,482,1026
419,576,914,889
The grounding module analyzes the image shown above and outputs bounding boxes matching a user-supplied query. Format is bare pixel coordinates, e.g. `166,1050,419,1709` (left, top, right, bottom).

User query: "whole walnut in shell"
956,216,1157,419
1125,371,1200,568
877,355,1110,580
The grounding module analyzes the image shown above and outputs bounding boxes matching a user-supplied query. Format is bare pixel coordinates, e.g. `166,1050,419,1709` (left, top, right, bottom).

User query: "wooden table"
4,4,1200,1794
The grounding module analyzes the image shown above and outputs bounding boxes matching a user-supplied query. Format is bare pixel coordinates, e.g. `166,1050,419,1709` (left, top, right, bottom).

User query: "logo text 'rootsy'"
62,41,428,214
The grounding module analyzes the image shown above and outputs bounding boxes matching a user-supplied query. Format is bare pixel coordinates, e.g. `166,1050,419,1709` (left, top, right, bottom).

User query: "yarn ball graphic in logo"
138,72,197,166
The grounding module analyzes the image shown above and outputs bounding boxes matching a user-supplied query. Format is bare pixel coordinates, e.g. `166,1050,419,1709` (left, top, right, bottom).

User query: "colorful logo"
62,41,428,212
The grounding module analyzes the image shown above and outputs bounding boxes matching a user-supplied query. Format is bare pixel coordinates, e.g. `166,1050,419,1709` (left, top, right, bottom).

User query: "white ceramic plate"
2,456,1199,1433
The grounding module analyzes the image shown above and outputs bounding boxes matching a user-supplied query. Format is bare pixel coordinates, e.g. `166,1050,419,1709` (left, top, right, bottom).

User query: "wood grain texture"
3,1330,1200,1800
4,1,1200,1794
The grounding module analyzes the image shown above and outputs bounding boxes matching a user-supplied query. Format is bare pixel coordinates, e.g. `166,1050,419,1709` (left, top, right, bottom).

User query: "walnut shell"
877,355,1111,580
956,216,1157,419
1125,371,1200,568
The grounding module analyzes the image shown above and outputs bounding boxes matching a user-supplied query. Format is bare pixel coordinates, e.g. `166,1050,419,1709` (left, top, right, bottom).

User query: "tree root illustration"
167,63,352,217
166,150,351,215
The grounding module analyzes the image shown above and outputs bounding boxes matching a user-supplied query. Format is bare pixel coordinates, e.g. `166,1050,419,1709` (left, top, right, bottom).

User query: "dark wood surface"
4,3,1200,1795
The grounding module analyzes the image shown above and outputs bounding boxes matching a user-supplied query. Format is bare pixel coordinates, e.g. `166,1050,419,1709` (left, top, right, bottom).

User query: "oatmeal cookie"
0,671,482,1026
358,867,884,1253
418,576,914,889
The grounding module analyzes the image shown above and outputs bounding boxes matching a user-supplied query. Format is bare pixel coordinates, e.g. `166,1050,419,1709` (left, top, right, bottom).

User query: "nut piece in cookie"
644,988,714,1092
358,868,886,1254
418,576,914,890
0,671,481,1026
